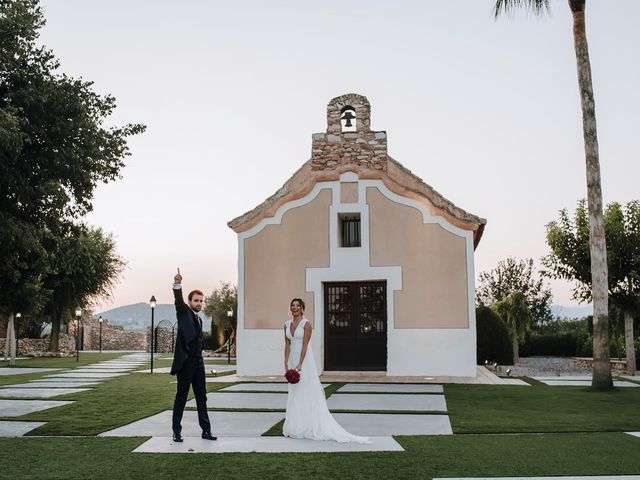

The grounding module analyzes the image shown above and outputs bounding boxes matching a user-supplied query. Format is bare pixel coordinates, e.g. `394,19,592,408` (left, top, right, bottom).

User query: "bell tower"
311,93,387,171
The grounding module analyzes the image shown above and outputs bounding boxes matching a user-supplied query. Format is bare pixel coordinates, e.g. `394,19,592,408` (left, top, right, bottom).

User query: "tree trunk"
569,0,612,389
624,310,637,374
49,310,61,352
5,314,17,366
512,333,519,365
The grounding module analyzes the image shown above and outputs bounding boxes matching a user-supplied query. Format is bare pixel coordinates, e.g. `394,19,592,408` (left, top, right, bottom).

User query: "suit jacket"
170,286,204,375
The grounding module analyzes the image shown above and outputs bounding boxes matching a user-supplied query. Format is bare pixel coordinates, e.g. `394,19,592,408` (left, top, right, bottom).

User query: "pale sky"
36,0,640,310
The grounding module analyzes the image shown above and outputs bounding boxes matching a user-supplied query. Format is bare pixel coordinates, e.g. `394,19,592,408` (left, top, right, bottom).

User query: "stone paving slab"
497,378,531,385
532,376,594,381
435,477,640,480
333,413,452,435
0,368,63,376
72,368,133,373
30,377,104,384
0,420,46,437
137,365,237,374
45,372,127,379
220,383,328,392
0,399,73,417
327,393,447,412
206,375,241,383
100,410,284,437
337,383,443,394
133,435,403,453
537,379,639,387
0,387,90,398
620,375,640,382
626,432,640,438
187,392,287,410
8,381,100,388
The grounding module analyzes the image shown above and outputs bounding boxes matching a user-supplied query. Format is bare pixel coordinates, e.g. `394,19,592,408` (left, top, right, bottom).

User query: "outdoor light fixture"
16,313,21,319
149,295,156,374
98,316,103,354
506,368,512,376
75,306,82,362
226,309,233,365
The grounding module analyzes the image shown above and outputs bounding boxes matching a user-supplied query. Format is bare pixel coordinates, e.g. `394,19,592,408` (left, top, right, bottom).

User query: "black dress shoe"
201,432,217,440
173,433,183,442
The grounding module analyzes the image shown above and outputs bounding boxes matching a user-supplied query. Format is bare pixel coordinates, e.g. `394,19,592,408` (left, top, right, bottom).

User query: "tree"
543,200,640,373
44,226,125,351
1,0,144,351
494,0,611,388
493,292,533,363
204,282,238,355
476,257,553,327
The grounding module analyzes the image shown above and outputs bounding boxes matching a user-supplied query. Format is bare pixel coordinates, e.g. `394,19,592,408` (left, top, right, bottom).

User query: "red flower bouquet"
285,369,300,384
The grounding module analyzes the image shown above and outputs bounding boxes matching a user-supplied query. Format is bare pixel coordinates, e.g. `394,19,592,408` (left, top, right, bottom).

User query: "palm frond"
494,0,551,19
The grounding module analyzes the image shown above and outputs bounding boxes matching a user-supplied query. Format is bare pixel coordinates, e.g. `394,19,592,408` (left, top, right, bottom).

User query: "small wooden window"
340,213,361,247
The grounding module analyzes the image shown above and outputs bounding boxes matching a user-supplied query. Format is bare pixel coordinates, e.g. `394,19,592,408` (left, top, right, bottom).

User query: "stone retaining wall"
69,318,147,351
0,334,75,357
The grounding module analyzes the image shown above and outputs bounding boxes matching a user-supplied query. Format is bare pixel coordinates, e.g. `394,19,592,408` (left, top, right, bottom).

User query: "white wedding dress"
282,318,370,443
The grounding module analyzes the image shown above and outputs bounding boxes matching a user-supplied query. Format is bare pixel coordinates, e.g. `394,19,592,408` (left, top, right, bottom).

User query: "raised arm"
173,270,187,311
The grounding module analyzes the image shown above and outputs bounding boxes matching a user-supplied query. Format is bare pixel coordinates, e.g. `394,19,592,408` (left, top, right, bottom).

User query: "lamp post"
98,316,103,354
15,313,21,358
149,295,156,374
226,309,233,365
74,306,82,362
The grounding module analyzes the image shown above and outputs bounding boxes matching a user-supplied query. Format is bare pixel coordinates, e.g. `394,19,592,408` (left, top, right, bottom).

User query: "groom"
170,269,216,442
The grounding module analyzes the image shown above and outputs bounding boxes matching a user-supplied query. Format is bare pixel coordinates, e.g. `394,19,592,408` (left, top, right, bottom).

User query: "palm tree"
494,0,612,388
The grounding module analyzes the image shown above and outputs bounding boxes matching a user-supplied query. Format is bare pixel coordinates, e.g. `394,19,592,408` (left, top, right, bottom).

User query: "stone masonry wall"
0,334,75,357
311,93,387,172
69,318,147,351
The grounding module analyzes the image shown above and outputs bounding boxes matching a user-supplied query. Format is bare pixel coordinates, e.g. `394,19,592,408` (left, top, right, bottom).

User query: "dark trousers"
172,356,211,435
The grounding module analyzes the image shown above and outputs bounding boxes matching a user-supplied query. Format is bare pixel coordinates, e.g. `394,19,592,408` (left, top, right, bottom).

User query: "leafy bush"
476,306,513,365
202,333,220,350
524,333,578,356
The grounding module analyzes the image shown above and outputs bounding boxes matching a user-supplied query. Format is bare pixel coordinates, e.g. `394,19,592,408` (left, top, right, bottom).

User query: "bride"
282,298,370,443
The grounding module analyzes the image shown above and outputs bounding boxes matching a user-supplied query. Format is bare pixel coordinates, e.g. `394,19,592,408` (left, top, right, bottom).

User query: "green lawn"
2,356,640,479
1,433,639,480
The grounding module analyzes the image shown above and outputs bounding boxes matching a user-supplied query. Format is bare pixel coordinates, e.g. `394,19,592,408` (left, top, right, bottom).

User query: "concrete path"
133,435,404,453
626,432,640,438
220,383,328,392
0,399,72,417
332,413,452,435
0,420,46,437
100,410,285,437
327,393,448,412
44,372,127,379
187,392,287,410
137,365,237,374
435,477,640,480
337,383,443,393
0,387,90,398
8,381,100,388
535,379,639,387
0,368,62,376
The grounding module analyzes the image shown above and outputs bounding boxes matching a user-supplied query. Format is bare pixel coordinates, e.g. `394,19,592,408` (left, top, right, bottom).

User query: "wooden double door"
324,281,387,371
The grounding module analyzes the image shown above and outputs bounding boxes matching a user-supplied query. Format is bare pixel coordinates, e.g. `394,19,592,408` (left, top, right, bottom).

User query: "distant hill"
96,302,590,331
551,304,592,319
96,303,212,332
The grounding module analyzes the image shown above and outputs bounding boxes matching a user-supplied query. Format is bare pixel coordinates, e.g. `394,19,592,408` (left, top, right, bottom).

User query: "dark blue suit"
171,286,211,436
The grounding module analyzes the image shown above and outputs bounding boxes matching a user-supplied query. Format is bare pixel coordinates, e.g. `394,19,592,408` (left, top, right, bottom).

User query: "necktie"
195,314,202,328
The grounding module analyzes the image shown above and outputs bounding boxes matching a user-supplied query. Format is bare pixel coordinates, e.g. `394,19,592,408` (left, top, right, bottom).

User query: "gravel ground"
496,356,592,377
